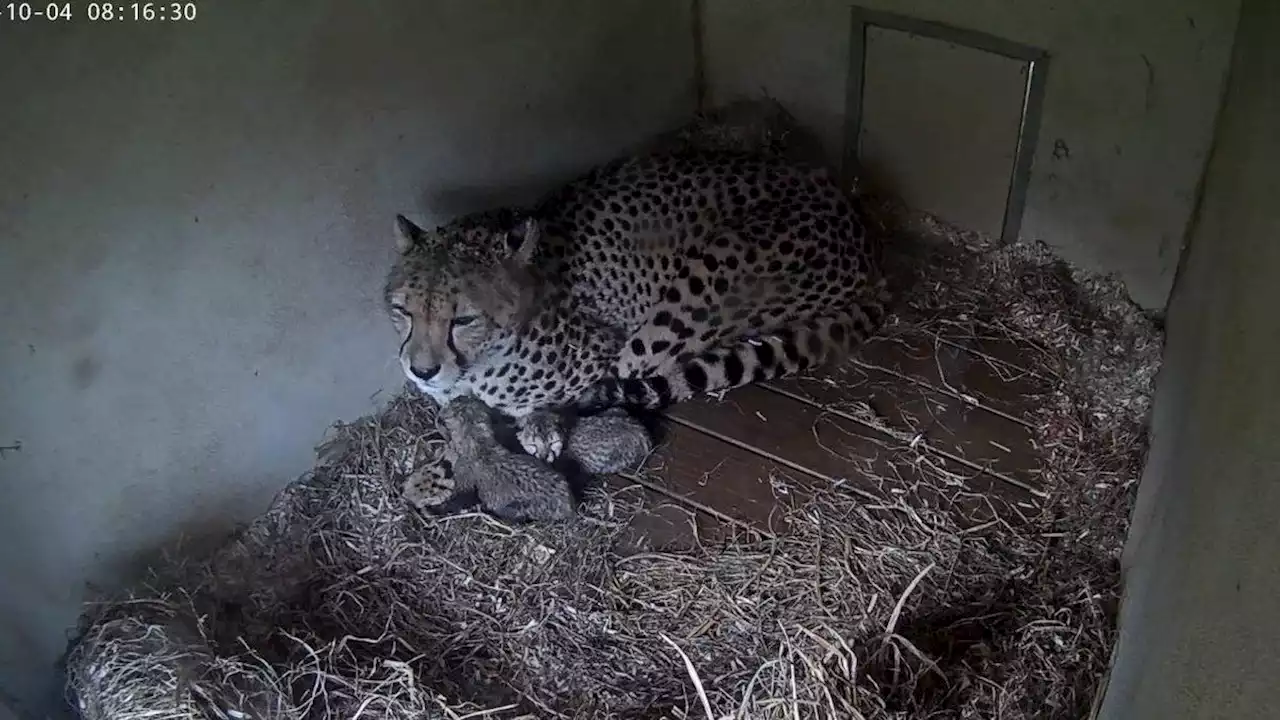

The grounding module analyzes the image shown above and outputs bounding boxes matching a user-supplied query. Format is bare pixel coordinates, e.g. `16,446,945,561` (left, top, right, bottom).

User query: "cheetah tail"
578,300,887,411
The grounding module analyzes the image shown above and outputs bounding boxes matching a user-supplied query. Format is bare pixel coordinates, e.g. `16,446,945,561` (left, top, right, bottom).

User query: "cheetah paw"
403,463,456,509
517,411,565,463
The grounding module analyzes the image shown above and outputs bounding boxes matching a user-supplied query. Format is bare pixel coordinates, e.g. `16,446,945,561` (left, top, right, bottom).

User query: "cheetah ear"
502,217,541,268
394,214,428,254
473,223,540,328
467,273,538,330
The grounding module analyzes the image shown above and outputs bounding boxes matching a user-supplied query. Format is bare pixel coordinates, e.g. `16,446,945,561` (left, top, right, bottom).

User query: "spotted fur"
402,403,654,514
438,395,576,522
384,149,888,437
564,407,654,475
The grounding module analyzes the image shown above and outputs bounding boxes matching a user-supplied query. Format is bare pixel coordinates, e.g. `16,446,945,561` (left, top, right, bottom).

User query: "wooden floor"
613,326,1050,548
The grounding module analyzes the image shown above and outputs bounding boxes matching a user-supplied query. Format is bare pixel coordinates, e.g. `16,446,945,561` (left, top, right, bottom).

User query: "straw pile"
63,99,1163,720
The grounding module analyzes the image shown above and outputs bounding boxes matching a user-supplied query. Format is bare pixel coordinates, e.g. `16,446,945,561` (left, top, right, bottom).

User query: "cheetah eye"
451,314,479,328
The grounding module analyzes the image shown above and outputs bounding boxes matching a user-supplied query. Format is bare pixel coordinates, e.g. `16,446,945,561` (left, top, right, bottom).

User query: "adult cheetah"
384,149,889,462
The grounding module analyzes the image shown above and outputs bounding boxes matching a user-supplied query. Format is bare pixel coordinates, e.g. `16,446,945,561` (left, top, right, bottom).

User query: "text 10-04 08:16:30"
85,2,198,21
1,2,199,21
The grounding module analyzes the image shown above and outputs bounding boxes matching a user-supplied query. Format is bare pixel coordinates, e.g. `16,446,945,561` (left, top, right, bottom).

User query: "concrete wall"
1096,0,1280,717
0,1,693,714
702,0,1240,309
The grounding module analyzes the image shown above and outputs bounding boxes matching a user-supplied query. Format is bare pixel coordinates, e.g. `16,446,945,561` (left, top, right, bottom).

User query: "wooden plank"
627,418,818,538
603,478,712,554
854,331,1049,425
666,394,881,500
664,386,1038,520
767,361,1044,494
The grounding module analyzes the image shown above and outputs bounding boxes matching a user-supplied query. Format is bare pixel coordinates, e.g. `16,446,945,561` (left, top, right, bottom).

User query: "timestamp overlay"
2,2,199,22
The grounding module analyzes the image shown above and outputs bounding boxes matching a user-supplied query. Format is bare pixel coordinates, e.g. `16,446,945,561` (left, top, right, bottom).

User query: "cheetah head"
439,394,494,440
383,212,541,399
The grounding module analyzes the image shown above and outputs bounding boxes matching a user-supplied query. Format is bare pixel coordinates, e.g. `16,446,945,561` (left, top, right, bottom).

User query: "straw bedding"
64,100,1163,720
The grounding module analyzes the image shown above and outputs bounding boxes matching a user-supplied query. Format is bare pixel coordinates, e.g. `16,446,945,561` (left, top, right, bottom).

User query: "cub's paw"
516,411,565,463
402,458,471,513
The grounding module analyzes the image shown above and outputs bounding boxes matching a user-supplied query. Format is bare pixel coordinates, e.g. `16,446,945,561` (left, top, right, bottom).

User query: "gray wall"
703,0,1240,309
0,1,693,713
1097,0,1280,716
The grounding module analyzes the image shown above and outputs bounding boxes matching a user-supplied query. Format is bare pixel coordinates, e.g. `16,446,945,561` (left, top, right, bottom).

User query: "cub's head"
439,394,496,441
383,211,541,398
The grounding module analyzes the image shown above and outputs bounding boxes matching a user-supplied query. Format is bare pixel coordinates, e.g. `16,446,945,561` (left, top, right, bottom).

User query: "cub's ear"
394,214,428,254
502,217,541,268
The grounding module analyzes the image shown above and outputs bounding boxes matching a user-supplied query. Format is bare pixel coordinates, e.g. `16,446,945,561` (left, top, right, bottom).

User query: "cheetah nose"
409,364,441,382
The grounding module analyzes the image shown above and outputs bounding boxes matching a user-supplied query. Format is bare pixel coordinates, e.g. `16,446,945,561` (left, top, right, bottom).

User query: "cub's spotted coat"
406,399,654,518
435,395,575,522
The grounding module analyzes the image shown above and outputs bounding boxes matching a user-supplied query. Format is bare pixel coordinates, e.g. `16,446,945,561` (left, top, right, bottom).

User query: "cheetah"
563,407,654,475
435,394,576,522
384,149,889,462
404,403,654,514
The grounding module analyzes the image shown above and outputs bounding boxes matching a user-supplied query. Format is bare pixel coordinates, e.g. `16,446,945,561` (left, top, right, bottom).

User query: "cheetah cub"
439,394,576,522
566,408,654,475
